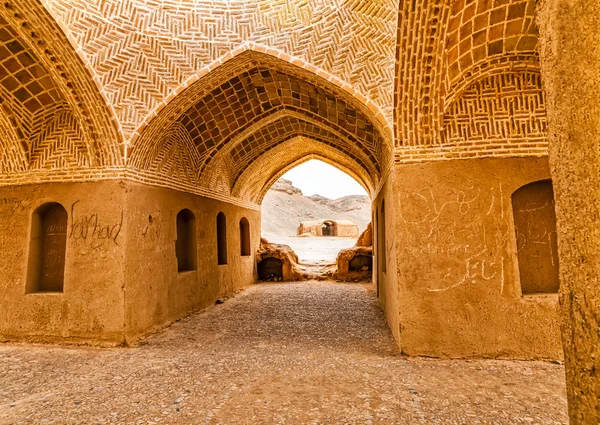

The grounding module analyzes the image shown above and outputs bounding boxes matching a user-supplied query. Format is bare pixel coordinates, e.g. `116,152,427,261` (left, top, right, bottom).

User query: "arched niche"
26,202,68,293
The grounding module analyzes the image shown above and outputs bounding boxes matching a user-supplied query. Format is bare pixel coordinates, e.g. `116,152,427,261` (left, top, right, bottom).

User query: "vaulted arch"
130,49,393,200
0,0,123,180
394,0,543,150
42,0,398,141
231,136,373,203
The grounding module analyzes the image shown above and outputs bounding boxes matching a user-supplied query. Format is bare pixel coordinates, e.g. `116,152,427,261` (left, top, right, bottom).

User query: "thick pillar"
538,1,600,423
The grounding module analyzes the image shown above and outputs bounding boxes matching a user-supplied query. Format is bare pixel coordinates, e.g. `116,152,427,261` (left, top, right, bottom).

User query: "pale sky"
280,159,367,199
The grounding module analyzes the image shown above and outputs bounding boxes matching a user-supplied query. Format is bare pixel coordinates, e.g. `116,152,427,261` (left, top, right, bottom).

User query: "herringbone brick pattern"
395,0,548,161
442,72,546,144
0,0,122,178
0,0,557,206
140,123,202,187
29,106,90,169
129,52,391,199
42,0,397,140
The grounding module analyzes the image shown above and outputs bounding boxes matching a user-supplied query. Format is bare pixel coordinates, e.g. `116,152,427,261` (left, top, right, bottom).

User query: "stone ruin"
336,223,373,282
297,219,359,237
256,238,302,282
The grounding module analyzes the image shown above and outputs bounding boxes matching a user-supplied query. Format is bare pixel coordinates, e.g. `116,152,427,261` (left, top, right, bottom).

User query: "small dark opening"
258,257,283,280
322,221,332,236
349,254,373,271
217,212,228,265
380,200,387,274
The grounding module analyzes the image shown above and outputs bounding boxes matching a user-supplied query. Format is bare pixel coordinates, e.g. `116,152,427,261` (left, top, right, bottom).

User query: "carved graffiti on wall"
398,184,510,293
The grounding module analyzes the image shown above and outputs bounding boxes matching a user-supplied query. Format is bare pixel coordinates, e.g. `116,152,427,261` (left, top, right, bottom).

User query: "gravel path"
0,282,568,424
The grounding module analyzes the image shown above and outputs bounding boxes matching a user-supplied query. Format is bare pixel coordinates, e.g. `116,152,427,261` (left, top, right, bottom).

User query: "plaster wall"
393,157,562,359
122,183,261,343
0,181,261,345
335,224,360,238
373,174,400,344
0,181,127,344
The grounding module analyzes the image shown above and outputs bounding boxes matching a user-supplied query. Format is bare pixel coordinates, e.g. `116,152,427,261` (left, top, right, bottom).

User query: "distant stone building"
297,219,359,237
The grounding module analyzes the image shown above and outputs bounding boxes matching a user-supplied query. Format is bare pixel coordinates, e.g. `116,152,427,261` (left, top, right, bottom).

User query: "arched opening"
375,208,380,297
261,159,371,269
129,51,391,202
126,50,390,281
0,3,584,421
512,180,559,294
26,202,68,293
240,217,251,256
217,212,228,265
176,209,197,272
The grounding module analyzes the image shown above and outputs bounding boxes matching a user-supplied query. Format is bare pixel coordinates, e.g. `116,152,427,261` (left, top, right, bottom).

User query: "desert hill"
261,178,371,237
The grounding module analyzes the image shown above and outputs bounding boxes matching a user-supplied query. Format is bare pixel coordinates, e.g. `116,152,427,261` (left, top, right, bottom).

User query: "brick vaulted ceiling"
41,0,398,142
129,50,392,199
0,0,121,176
395,0,546,153
0,0,550,202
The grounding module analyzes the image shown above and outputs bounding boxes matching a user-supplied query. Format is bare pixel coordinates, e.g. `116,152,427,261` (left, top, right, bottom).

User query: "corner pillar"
538,1,600,423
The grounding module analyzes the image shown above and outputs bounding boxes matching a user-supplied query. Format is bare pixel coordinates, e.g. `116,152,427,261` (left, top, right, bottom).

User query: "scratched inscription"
398,184,510,293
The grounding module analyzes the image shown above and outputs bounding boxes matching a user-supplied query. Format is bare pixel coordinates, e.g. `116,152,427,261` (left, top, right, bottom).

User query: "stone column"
538,1,600,423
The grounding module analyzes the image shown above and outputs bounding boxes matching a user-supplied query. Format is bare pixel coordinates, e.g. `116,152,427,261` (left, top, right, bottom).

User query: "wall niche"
512,180,560,294
26,203,68,293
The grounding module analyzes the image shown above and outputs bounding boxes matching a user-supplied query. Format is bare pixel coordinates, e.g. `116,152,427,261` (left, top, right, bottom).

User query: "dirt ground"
0,282,567,425
262,233,357,264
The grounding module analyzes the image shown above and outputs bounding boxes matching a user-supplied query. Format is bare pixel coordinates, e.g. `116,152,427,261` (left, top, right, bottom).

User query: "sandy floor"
0,282,567,425
262,233,357,264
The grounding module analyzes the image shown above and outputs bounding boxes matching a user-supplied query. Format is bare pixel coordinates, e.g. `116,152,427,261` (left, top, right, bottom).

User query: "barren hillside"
262,179,371,237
